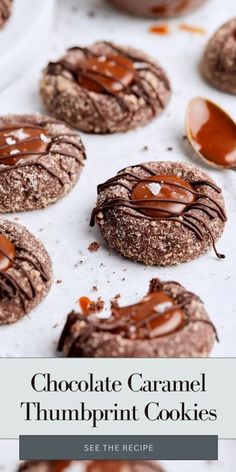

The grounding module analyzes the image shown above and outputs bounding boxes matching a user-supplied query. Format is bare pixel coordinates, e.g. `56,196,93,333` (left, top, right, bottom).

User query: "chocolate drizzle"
58,279,218,357
0,226,50,313
90,163,227,259
0,122,85,185
46,42,171,127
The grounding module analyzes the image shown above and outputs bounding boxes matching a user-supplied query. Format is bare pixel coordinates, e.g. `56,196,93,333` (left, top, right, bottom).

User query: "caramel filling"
78,54,136,93
113,291,184,339
0,126,50,166
187,97,236,168
0,234,16,271
131,174,195,218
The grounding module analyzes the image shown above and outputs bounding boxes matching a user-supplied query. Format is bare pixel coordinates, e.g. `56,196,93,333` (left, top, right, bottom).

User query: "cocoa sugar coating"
91,161,226,266
201,18,236,95
0,219,52,324
0,114,86,213
0,0,13,28
58,278,217,358
40,41,171,134
18,462,165,472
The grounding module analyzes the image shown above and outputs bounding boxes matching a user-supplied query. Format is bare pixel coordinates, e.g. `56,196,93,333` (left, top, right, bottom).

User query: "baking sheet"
0,0,235,358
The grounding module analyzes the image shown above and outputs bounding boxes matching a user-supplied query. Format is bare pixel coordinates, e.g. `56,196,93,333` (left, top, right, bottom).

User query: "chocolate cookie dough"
58,279,217,358
201,18,236,94
40,41,171,134
19,462,165,472
0,219,52,324
0,114,86,212
90,161,226,266
0,0,12,28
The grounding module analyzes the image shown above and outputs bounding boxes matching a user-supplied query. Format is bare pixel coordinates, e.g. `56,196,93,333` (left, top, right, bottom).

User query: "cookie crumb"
88,241,101,252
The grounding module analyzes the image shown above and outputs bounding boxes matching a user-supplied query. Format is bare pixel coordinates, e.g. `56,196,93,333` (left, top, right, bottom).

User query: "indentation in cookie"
77,54,136,93
0,125,50,166
19,461,165,472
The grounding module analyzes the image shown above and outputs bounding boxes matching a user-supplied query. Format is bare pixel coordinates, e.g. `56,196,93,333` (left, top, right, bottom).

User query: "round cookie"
19,462,165,472
0,0,12,28
0,114,86,212
40,41,171,134
201,18,236,95
58,278,217,358
90,161,226,266
0,219,52,324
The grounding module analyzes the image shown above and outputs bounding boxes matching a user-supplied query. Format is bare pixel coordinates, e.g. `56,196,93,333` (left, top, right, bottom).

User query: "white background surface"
0,0,236,469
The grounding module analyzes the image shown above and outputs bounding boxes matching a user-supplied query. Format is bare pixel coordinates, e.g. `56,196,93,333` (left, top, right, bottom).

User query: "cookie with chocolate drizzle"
0,219,52,324
90,161,226,266
19,461,165,472
58,278,217,358
40,41,171,134
0,0,13,28
0,114,86,212
201,18,236,95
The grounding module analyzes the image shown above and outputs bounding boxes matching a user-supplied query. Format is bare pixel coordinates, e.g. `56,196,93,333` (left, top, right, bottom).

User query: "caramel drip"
0,123,85,184
0,234,16,271
47,42,170,130
90,165,226,259
0,228,50,313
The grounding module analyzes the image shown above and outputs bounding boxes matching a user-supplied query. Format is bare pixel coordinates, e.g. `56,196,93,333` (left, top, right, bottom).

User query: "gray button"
20,435,218,461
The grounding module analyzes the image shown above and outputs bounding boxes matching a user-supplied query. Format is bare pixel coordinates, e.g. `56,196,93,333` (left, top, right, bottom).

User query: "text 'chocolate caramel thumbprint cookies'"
19,461,165,472
58,279,217,358
0,219,52,324
40,41,171,134
0,0,13,28
90,161,226,266
0,114,86,212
